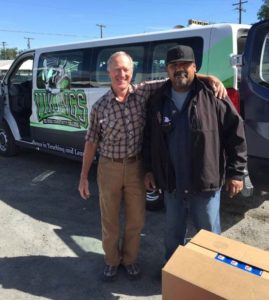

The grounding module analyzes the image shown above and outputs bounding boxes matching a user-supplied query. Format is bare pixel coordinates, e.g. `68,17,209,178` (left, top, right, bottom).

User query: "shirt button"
184,190,188,194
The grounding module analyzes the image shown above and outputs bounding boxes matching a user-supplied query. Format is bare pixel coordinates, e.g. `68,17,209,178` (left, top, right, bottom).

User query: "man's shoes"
103,264,118,282
123,263,141,280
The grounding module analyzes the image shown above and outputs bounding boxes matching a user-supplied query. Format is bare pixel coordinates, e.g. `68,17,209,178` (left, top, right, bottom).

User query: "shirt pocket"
101,119,122,143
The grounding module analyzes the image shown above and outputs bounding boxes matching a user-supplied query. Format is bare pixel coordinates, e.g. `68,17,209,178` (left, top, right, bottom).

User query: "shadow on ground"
0,150,163,299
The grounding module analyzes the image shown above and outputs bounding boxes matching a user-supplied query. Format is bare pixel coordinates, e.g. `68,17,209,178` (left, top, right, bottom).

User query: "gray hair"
107,51,134,72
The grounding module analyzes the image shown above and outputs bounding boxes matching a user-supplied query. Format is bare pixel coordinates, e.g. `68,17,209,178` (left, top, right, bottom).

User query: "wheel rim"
146,190,161,202
0,129,8,152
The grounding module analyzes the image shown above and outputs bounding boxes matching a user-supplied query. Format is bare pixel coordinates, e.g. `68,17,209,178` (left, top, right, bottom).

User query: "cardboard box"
162,230,269,300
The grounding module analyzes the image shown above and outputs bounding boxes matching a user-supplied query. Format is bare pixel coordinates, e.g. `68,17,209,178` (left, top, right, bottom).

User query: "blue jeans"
164,190,221,261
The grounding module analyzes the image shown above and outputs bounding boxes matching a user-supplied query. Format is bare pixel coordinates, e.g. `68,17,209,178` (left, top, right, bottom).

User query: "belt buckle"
128,154,140,163
121,156,134,163
122,157,128,163
125,156,133,163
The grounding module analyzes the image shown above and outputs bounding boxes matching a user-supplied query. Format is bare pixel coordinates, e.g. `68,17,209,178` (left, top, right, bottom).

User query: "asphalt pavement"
0,150,268,299
0,150,164,300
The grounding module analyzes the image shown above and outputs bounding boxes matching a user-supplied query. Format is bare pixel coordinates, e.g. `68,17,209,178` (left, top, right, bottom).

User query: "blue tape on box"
215,254,263,277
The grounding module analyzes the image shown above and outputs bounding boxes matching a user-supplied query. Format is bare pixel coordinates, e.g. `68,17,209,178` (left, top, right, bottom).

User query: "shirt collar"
107,84,135,103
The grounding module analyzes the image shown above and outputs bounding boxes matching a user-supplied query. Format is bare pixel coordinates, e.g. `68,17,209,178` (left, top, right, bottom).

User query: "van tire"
0,122,18,156
146,190,164,211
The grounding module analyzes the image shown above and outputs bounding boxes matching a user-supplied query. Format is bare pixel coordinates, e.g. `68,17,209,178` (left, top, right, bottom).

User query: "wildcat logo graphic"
42,58,71,94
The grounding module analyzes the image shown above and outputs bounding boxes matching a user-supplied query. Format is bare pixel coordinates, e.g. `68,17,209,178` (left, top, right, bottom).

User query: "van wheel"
146,189,164,211
0,122,18,156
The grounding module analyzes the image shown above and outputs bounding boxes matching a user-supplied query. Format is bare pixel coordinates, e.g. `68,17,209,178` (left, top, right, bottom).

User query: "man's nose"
118,69,126,76
175,67,184,73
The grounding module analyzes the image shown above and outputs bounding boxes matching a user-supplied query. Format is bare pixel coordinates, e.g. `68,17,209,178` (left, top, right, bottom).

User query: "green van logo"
34,89,88,129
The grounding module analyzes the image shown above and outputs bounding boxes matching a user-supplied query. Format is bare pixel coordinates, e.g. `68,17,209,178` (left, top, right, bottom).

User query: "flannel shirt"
85,81,165,159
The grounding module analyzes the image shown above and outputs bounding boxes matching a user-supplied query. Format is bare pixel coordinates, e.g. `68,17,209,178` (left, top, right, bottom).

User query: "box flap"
186,242,216,258
190,230,269,271
163,246,269,299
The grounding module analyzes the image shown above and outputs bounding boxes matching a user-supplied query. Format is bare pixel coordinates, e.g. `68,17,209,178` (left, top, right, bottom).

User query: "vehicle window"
9,59,33,84
91,45,145,87
260,34,269,83
236,29,249,83
151,42,178,80
250,32,269,87
36,50,90,90
148,37,203,80
237,29,249,54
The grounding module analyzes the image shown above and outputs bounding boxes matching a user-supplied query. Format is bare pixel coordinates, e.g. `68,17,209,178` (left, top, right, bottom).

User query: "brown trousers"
97,157,146,266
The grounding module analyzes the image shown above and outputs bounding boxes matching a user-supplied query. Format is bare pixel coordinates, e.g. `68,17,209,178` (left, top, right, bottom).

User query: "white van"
1,21,263,209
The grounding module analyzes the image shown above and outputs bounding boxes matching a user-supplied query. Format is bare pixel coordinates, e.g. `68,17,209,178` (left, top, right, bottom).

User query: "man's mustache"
174,70,187,78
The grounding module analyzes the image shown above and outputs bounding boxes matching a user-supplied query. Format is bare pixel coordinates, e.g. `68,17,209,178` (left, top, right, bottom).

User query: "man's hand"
144,172,156,191
225,178,243,198
78,141,97,200
78,177,90,200
208,75,227,99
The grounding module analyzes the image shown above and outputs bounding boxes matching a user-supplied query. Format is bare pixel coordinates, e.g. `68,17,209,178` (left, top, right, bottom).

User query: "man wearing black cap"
143,45,247,261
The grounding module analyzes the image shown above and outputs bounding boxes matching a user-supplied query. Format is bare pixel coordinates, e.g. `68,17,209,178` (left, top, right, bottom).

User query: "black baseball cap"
166,45,195,65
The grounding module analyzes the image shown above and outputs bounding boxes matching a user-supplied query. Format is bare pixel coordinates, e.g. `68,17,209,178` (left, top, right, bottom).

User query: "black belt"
101,154,142,163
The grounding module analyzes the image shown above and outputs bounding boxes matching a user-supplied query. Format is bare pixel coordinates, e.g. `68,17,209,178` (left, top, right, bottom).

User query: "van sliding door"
240,20,269,159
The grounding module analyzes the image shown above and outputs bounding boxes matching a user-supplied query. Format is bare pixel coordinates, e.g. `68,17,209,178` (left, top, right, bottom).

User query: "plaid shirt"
85,81,165,159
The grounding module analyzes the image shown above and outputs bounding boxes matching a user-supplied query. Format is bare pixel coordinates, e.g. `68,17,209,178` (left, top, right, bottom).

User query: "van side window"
149,37,203,80
91,45,145,86
36,50,90,90
9,59,33,84
152,43,178,80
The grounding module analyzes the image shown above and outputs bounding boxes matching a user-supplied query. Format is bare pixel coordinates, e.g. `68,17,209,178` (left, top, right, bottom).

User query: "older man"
78,51,226,281
144,45,247,261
